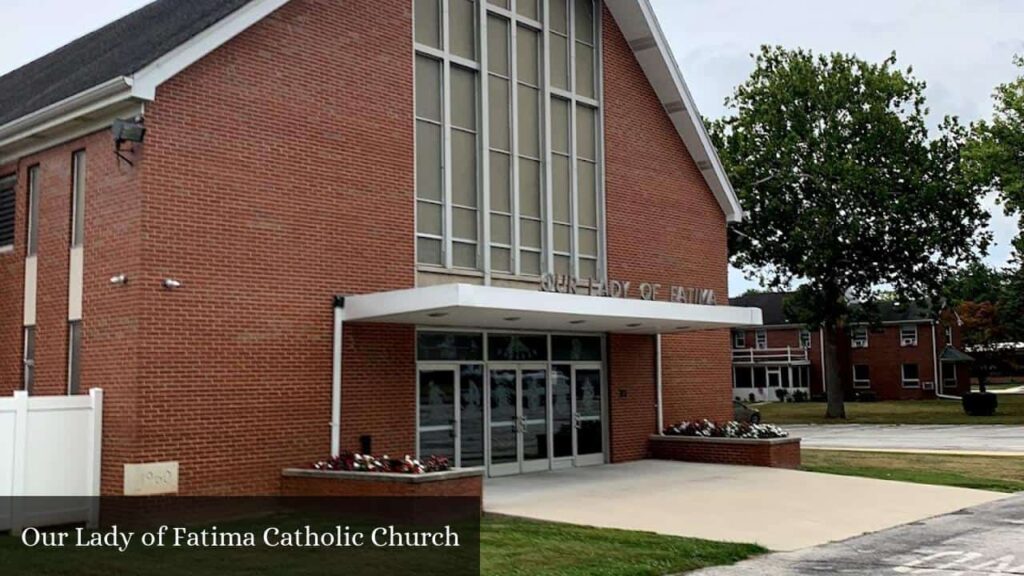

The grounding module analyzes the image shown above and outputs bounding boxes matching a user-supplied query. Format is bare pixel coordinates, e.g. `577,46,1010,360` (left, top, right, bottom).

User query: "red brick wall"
0,160,24,394
650,436,801,469
128,0,415,494
607,334,656,462
848,323,938,400
280,473,483,498
602,4,732,451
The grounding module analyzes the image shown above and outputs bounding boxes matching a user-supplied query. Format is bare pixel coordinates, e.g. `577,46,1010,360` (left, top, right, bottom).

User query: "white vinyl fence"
0,388,103,531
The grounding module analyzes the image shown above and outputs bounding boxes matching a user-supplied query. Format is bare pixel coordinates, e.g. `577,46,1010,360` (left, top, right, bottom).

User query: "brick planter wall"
650,435,801,469
281,468,483,498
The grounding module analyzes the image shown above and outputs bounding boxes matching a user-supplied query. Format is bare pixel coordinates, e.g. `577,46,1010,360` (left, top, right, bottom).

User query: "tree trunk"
823,326,846,419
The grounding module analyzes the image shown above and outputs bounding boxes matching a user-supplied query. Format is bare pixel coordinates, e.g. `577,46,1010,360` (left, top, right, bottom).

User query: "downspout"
933,321,958,400
656,335,664,433
331,296,345,457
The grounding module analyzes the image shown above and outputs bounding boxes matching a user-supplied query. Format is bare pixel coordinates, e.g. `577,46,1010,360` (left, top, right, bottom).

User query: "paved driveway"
786,424,1024,455
484,461,1007,551
692,494,1024,575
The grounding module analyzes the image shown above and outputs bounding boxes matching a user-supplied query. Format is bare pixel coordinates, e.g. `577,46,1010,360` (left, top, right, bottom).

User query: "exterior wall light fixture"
162,279,182,290
109,274,128,285
113,116,146,167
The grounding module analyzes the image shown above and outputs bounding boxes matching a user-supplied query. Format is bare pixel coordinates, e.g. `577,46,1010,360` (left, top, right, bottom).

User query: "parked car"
733,400,761,424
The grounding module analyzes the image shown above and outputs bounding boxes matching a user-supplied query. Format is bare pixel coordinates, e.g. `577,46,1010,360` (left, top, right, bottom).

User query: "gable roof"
729,293,793,326
0,0,745,222
0,0,250,128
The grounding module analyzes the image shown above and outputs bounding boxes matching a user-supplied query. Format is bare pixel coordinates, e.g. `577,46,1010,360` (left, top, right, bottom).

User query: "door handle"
519,416,527,434
574,412,582,430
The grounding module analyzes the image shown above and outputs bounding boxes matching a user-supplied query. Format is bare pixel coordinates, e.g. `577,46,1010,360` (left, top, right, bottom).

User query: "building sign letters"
540,274,718,305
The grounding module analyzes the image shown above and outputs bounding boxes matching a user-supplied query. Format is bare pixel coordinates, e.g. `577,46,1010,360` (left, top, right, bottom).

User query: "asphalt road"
690,494,1024,575
786,424,1024,454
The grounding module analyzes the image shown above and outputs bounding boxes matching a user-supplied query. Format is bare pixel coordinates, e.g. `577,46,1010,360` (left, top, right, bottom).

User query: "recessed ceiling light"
504,317,521,322
627,323,642,328
569,320,586,325
427,312,449,318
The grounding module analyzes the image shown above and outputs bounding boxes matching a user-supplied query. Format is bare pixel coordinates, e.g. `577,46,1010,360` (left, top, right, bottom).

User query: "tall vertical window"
415,0,602,278
0,175,14,250
68,320,82,394
901,363,919,388
26,166,39,255
23,326,35,393
71,151,86,247
944,325,953,344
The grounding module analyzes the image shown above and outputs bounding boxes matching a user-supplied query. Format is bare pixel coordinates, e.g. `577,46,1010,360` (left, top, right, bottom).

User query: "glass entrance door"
551,364,605,468
487,365,549,477
417,365,484,468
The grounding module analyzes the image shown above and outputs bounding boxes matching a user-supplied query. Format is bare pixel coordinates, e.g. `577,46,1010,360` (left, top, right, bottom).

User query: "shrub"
774,388,789,402
856,391,878,403
962,392,998,416
312,452,452,474
664,419,789,439
748,393,756,403
791,390,808,403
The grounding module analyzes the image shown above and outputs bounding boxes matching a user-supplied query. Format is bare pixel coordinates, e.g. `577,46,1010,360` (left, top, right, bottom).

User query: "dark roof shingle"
729,291,934,327
0,0,251,127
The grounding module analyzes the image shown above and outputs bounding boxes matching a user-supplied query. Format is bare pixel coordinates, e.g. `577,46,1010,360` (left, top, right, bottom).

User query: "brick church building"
0,0,764,495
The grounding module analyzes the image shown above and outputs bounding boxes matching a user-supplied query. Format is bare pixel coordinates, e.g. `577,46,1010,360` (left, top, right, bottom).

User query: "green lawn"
481,515,765,576
802,450,1024,493
0,513,764,576
758,395,1024,425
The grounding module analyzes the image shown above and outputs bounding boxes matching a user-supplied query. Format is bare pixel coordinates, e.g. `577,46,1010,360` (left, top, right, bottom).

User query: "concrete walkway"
691,494,1024,575
786,424,1024,455
484,461,1008,551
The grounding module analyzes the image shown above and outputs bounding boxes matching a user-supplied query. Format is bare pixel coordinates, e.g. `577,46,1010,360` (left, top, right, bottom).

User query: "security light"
113,117,146,166
113,118,146,144
162,279,182,290
109,274,128,285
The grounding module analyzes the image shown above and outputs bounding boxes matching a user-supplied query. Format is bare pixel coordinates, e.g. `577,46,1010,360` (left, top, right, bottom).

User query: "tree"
709,47,991,418
967,56,1024,252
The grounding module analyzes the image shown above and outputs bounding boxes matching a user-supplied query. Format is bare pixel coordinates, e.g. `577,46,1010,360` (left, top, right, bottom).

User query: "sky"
1,0,1021,296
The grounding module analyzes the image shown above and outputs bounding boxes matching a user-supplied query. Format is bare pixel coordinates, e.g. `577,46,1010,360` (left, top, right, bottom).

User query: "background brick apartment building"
729,292,972,402
0,0,763,495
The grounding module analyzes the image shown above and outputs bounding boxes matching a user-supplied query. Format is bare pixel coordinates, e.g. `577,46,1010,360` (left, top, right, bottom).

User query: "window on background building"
755,329,767,350
853,364,870,389
734,367,752,388
23,326,35,393
944,325,953,345
26,166,39,256
68,321,82,394
0,175,14,250
851,326,869,348
732,330,745,348
799,329,811,349
70,151,86,248
901,363,920,388
900,324,918,347
414,0,603,278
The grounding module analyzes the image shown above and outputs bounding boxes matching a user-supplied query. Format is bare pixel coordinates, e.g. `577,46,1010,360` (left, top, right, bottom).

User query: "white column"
331,303,345,458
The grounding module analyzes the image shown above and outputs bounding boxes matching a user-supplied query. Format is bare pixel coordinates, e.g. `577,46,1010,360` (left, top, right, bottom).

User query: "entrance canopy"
341,284,762,335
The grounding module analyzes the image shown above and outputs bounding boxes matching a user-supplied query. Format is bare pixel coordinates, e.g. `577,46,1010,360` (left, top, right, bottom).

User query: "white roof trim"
0,0,290,163
604,0,744,222
343,284,762,334
130,0,292,100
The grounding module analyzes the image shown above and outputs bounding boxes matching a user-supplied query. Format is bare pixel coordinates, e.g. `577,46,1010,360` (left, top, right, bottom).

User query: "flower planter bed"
650,435,801,469
280,468,484,498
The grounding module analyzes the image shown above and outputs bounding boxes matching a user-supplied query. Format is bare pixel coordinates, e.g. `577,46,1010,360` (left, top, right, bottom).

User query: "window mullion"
510,18,522,276
442,0,454,269
594,0,606,281
568,0,579,278
479,1,491,280
542,0,555,277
